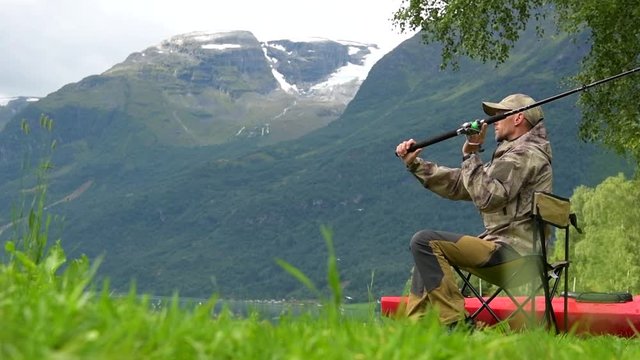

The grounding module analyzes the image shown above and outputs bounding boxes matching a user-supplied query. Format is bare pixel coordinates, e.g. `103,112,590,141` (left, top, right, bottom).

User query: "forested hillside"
1,27,634,301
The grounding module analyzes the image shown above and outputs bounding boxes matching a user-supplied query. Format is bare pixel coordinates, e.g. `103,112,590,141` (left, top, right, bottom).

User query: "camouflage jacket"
406,122,552,254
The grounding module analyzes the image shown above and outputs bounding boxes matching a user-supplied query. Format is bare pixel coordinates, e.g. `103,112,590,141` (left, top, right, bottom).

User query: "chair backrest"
531,191,577,332
532,192,572,229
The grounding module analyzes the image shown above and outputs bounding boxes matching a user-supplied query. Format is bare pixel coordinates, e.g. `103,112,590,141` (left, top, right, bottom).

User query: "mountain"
0,27,634,302
3,31,381,153
0,96,39,130
0,30,383,216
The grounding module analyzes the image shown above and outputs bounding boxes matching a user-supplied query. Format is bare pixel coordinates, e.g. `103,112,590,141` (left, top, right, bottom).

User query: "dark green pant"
406,230,520,324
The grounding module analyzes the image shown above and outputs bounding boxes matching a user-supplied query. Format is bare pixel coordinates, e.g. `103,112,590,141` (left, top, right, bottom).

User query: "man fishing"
394,94,552,326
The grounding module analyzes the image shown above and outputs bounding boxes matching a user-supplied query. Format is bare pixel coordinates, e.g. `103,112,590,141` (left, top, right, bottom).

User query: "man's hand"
462,123,488,155
396,139,422,166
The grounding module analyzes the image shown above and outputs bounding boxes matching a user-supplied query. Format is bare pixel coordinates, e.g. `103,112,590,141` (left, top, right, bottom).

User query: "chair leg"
469,287,506,321
460,271,473,297
454,267,503,322
540,264,559,333
454,261,565,333
502,288,539,327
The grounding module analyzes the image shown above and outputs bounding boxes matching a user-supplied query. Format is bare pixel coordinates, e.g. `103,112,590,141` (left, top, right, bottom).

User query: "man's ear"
514,113,526,127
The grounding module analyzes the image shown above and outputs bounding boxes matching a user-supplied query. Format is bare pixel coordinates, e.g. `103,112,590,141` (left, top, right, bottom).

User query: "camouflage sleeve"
406,158,471,201
460,151,531,212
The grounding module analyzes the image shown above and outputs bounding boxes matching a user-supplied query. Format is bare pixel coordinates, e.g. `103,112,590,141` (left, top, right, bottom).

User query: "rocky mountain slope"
10,31,382,150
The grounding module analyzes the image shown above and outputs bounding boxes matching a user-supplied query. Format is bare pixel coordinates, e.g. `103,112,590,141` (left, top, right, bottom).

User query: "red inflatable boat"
381,293,640,337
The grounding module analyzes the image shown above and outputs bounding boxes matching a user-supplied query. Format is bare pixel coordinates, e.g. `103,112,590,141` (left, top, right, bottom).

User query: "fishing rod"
404,66,640,153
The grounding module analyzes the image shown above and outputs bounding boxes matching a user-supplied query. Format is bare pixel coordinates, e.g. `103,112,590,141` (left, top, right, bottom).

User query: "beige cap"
482,93,544,126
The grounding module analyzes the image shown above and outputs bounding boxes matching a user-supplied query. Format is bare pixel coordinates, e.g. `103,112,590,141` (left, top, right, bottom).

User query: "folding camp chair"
453,191,581,333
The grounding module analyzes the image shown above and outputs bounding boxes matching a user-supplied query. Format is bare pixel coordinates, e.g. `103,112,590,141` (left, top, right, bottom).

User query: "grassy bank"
2,223,639,359
2,280,639,359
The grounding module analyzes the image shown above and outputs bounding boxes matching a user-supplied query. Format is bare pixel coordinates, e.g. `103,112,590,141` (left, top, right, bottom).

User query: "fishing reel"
457,119,484,136
459,119,485,153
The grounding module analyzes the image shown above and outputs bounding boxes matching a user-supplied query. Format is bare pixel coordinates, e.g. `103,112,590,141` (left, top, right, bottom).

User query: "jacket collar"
494,121,550,158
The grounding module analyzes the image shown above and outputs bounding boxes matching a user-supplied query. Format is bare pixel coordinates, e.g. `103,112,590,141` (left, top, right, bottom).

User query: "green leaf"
5,240,16,253
44,242,66,275
20,119,31,134
15,251,37,271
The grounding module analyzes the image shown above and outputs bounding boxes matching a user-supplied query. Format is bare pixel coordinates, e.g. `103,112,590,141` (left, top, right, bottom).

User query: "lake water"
141,296,378,321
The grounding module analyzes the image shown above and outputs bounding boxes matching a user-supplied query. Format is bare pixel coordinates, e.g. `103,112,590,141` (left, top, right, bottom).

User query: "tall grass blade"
275,258,322,299
321,225,342,311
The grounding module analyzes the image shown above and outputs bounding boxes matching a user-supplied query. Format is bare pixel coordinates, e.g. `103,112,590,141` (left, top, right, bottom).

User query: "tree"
393,0,640,165
553,174,640,293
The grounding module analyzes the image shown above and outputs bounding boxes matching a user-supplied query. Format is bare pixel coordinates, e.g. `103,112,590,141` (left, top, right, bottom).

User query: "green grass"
2,215,640,359
2,275,640,360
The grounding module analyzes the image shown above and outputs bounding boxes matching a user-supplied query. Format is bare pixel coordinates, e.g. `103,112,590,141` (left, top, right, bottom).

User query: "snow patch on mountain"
0,97,16,107
0,96,39,107
152,31,253,53
267,43,288,53
261,37,382,99
261,45,298,94
202,43,242,50
311,45,384,91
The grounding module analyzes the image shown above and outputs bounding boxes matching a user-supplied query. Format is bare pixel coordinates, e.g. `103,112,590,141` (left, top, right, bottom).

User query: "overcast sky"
0,0,415,100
